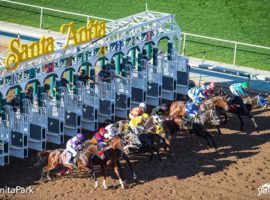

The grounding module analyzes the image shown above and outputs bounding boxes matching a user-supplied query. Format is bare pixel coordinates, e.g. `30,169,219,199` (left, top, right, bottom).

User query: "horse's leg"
249,115,259,132
148,148,154,161
236,113,244,132
205,130,217,150
112,165,125,189
117,160,124,180
101,164,108,190
163,137,174,157
216,126,222,136
153,147,162,163
39,167,46,182
122,153,137,180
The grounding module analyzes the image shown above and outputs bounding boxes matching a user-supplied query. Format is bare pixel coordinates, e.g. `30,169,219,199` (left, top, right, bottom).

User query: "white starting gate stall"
131,69,147,108
58,87,82,137
0,120,10,166
98,79,116,123
22,99,47,151
4,105,29,159
176,55,189,98
76,82,99,131
41,94,65,144
146,63,162,106
160,55,177,100
115,76,131,118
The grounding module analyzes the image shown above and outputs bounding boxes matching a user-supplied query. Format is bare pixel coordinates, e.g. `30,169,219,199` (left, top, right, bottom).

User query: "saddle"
61,150,74,165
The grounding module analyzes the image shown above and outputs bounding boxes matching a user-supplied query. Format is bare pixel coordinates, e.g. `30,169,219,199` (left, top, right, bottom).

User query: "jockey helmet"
142,113,149,119
76,133,84,141
99,127,106,135
139,102,146,109
200,84,207,90
242,82,249,89
161,103,168,111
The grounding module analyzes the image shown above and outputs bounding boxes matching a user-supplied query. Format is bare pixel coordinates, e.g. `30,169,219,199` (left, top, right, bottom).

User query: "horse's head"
122,132,142,154
214,97,229,111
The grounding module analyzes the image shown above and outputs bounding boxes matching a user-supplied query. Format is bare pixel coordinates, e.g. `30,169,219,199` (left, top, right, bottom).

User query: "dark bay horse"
227,96,259,133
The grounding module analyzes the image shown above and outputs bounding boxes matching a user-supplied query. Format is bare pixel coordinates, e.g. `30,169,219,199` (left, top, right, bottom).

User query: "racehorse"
143,115,174,156
169,98,228,149
227,96,259,133
169,96,228,135
85,136,130,190
36,147,95,183
35,133,141,189
113,118,164,162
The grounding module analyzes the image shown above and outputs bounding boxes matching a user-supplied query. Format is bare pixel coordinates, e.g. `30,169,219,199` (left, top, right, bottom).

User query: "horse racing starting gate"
0,10,189,166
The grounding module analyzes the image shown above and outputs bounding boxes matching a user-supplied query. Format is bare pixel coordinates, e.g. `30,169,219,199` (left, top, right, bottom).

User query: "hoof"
35,179,44,184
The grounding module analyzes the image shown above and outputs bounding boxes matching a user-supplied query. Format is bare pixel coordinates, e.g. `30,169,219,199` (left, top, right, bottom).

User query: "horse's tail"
34,150,52,167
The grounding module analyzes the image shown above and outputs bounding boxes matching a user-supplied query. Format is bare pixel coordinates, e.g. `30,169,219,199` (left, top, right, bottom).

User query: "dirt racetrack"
1,106,270,200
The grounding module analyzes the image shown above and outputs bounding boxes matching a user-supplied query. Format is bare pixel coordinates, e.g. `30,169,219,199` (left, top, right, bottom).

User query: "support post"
182,33,186,56
153,47,158,66
40,8,43,30
233,42,238,66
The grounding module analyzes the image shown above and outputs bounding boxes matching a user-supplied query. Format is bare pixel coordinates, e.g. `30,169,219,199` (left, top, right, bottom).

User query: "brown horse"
169,96,228,135
36,135,137,189
200,96,229,112
85,136,127,189
36,148,95,183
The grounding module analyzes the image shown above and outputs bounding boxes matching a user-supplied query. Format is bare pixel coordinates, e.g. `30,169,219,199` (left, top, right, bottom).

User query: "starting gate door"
58,87,82,137
0,120,10,166
176,55,189,98
98,78,115,123
160,55,177,101
76,81,99,131
41,93,65,144
146,63,162,106
4,105,29,159
22,99,47,151
131,69,147,108
115,76,131,118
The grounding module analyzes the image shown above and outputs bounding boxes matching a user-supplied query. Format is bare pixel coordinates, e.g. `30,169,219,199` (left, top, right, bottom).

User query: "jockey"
129,113,149,135
151,103,168,124
129,102,146,119
90,128,108,159
229,82,249,97
204,82,215,97
229,82,249,114
257,93,268,108
188,86,206,103
66,133,84,165
185,101,200,118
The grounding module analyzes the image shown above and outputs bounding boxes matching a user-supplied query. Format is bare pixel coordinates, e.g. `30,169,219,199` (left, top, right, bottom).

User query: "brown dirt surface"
1,106,270,200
